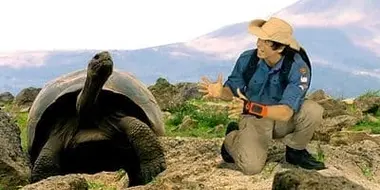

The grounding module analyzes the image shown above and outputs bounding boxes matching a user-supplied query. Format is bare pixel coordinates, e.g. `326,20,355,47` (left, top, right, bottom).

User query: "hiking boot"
285,146,326,170
221,122,239,163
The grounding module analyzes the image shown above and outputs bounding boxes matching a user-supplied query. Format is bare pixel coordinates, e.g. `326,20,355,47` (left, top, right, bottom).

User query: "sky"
0,0,299,52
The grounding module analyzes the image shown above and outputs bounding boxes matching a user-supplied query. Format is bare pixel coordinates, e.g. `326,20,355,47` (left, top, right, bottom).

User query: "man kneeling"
198,17,326,175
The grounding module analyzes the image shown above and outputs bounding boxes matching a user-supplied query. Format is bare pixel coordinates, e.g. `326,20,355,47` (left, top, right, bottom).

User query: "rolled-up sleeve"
223,52,251,96
278,56,311,112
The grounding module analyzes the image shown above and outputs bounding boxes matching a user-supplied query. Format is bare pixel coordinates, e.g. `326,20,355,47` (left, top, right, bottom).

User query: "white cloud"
0,52,48,68
275,8,380,57
349,35,380,57
275,9,365,27
309,56,330,65
169,51,191,57
352,70,380,79
184,34,254,60
374,36,380,45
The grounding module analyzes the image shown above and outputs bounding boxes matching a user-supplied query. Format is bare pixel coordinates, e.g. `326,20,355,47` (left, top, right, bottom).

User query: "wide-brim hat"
248,17,301,51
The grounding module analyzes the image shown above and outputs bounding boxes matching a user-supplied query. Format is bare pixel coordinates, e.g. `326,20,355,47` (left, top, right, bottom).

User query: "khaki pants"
223,100,324,175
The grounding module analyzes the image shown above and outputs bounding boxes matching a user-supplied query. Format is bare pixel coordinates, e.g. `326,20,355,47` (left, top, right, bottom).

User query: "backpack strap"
299,47,312,78
279,47,312,88
279,50,295,88
242,49,259,85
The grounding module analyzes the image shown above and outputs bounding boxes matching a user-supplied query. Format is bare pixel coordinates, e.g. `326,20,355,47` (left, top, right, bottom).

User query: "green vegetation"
84,169,126,190
164,98,236,138
2,103,29,151
87,181,116,190
351,119,380,134
314,143,325,163
361,166,373,178
357,90,380,99
349,89,380,133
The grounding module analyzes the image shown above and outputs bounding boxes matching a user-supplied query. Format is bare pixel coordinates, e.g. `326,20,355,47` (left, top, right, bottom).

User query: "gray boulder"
0,110,31,189
0,92,14,106
272,168,366,190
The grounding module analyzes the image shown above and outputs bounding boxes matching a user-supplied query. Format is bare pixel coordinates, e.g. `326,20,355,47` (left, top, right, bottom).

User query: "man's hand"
198,74,224,99
228,88,248,119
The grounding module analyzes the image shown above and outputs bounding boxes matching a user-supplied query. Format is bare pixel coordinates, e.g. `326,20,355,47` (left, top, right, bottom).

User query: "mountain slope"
0,0,379,98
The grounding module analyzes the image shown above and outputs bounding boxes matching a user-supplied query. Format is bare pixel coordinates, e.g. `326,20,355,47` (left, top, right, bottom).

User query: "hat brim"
248,19,270,40
248,18,301,51
289,36,301,51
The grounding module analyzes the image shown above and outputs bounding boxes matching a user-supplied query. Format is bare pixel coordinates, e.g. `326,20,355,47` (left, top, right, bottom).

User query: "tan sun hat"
248,17,301,51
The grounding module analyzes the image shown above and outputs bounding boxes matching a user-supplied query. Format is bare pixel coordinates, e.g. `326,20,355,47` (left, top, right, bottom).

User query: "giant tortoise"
26,51,166,187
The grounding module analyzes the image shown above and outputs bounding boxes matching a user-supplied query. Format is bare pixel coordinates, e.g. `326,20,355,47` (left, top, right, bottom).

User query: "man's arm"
241,99,294,121
221,50,253,101
265,105,294,121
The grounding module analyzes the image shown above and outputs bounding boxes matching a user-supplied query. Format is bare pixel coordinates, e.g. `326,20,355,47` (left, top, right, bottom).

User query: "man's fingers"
197,83,209,90
202,94,213,100
229,108,241,115
228,101,239,109
228,112,240,119
232,97,244,105
201,76,212,84
197,82,208,89
197,82,207,87
217,73,223,83
198,89,208,93
228,111,236,117
228,106,238,112
228,104,241,110
228,107,241,115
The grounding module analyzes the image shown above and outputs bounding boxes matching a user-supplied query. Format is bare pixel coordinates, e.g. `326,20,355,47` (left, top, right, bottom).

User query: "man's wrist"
243,100,268,117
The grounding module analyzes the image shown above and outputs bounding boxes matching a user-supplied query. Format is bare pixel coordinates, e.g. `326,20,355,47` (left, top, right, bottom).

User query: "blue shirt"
224,49,311,113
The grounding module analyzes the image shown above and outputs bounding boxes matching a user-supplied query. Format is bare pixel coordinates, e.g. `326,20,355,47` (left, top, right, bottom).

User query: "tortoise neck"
76,76,105,123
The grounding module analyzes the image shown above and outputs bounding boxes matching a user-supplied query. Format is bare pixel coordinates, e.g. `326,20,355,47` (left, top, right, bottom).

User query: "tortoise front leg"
117,116,166,187
31,135,63,183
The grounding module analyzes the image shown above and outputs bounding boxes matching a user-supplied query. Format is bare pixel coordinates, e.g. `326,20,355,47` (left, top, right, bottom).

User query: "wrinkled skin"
28,51,166,187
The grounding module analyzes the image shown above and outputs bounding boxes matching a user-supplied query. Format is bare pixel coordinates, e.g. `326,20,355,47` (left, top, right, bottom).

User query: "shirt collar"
272,55,285,72
258,55,285,73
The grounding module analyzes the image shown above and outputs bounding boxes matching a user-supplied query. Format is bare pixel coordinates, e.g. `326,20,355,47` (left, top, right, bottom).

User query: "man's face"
256,38,281,59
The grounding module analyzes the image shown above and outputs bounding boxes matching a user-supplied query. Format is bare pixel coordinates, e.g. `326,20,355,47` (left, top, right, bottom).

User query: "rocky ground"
1,79,380,189
20,137,380,190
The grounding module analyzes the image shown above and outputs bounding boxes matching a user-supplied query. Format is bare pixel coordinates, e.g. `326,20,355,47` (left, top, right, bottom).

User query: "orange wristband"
243,100,268,117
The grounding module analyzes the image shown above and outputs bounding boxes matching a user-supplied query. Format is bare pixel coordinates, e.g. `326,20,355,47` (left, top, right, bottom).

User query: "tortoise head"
87,51,113,80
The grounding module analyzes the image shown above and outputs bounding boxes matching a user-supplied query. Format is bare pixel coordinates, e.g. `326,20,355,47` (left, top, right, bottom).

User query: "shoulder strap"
279,47,312,88
242,49,259,85
298,47,312,77
279,50,295,88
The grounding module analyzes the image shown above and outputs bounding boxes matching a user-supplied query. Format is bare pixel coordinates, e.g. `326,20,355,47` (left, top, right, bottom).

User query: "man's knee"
299,99,324,122
237,152,268,175
239,161,266,175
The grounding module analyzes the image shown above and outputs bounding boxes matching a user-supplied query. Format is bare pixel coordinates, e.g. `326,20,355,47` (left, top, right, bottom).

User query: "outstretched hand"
198,73,224,99
228,88,248,119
